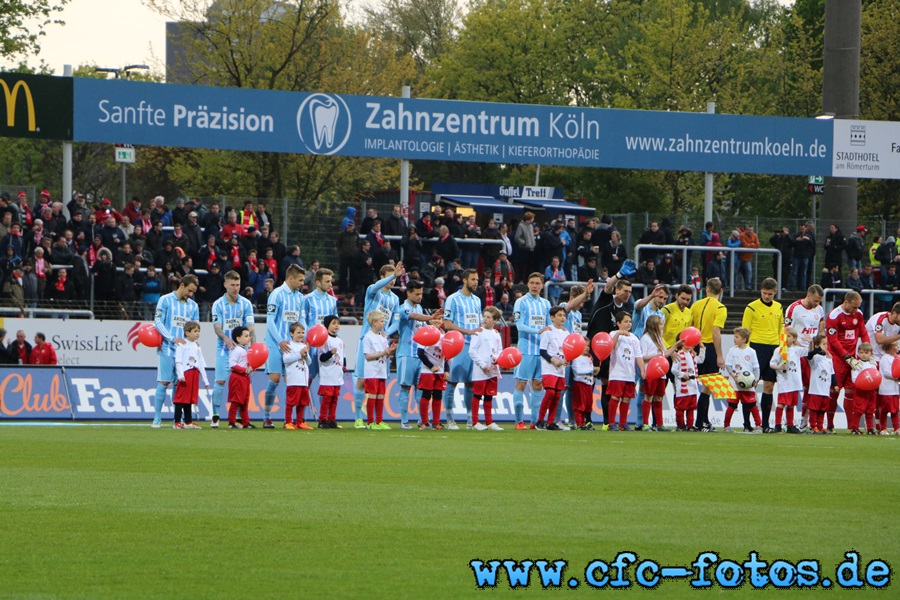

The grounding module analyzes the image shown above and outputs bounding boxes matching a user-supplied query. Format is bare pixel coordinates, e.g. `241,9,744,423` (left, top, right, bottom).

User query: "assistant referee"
690,277,727,431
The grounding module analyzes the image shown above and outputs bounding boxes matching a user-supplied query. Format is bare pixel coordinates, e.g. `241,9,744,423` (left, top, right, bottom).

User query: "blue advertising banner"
73,78,834,176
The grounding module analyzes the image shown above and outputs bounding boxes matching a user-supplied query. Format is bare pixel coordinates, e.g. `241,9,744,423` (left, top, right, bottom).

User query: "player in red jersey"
825,291,870,431
784,285,825,428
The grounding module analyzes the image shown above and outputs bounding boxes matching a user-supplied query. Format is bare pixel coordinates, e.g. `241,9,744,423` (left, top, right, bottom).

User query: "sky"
3,0,793,75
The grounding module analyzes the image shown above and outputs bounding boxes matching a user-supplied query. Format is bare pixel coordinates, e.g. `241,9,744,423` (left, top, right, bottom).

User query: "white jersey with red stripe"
671,349,699,397
826,306,869,359
865,312,900,362
784,299,824,351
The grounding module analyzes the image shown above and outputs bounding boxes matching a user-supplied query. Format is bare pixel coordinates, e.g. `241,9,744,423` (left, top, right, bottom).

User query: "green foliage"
0,0,68,60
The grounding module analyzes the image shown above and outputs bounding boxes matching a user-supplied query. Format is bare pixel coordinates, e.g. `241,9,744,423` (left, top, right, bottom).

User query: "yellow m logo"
0,79,36,131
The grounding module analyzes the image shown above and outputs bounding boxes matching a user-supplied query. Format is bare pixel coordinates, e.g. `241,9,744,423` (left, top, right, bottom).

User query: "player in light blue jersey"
264,263,306,428
630,284,668,430
394,281,444,429
152,274,200,428
303,267,338,385
442,269,484,429
555,281,594,428
352,262,403,428
210,270,256,428
513,272,552,428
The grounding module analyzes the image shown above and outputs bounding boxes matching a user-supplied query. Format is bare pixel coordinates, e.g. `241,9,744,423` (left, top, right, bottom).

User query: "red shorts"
418,372,447,391
318,384,341,399
806,394,831,412
833,357,853,390
473,378,498,396
778,391,799,407
286,386,311,407
572,382,594,412
364,378,386,396
607,380,636,399
228,372,250,405
542,375,566,391
642,378,666,397
855,388,876,415
174,368,200,405
879,395,900,414
735,390,758,405
675,395,698,411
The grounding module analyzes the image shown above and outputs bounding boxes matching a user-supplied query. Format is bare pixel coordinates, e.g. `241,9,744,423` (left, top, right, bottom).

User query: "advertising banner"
72,77,835,177
0,73,73,140
831,119,900,180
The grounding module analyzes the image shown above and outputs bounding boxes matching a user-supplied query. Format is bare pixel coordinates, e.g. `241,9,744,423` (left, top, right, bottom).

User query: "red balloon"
679,327,702,347
497,347,523,369
893,356,900,380
441,330,465,359
592,332,613,361
414,325,442,347
646,356,670,379
138,324,162,348
562,333,586,362
856,368,882,391
306,324,328,348
247,342,269,370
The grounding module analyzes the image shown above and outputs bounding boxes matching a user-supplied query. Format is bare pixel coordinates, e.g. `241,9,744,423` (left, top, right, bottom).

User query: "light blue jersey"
444,291,483,346
395,300,424,358
304,289,338,329
513,293,551,356
154,292,200,359
565,304,583,334
212,294,255,357
361,274,400,339
631,303,665,338
265,282,304,347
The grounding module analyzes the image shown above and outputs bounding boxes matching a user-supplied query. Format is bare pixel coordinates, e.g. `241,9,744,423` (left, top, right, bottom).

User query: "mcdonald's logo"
0,78,36,132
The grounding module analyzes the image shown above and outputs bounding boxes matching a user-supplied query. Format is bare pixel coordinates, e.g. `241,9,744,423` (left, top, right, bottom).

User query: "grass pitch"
0,425,897,598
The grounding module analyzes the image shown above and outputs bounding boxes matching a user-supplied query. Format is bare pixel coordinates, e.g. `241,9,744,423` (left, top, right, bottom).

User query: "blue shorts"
265,343,285,377
514,354,542,382
353,343,366,379
449,351,473,383
215,351,230,382
397,356,420,387
157,350,176,383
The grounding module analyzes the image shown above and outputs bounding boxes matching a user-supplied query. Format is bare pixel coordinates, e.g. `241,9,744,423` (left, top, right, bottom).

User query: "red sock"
724,405,735,427
865,413,874,431
775,405,784,427
228,402,238,425
844,390,856,430
432,399,441,425
676,409,685,428
653,402,663,428
240,405,250,426
751,405,762,427
472,396,481,425
618,401,629,428
686,410,695,429
538,392,551,422
547,391,560,424
376,398,384,423
786,406,794,427
642,401,651,426
366,398,375,424
484,399,493,425
609,399,620,426
878,406,888,430
574,409,584,427
419,398,429,424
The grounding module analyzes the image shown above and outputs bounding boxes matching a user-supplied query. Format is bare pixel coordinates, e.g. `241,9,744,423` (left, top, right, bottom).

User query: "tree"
364,0,462,71
0,0,68,61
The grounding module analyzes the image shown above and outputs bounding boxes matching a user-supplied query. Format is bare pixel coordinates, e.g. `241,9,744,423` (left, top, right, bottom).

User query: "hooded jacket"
341,207,357,232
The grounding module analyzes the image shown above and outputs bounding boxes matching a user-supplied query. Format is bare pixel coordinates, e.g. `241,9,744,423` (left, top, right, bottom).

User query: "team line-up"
146,259,900,434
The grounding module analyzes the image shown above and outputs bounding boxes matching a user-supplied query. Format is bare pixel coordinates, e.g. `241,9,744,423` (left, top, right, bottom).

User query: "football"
736,370,756,390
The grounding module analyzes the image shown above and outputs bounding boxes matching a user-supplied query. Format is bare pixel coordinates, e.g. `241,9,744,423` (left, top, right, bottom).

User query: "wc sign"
807,175,824,195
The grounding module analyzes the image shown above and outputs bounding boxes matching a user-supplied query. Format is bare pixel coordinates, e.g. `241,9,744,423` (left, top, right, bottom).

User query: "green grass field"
0,425,897,598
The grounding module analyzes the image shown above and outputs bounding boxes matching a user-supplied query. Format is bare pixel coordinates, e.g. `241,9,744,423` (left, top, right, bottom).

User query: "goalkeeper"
824,291,870,432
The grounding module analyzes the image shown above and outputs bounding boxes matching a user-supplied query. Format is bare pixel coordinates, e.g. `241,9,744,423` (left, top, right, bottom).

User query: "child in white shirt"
570,338,599,430
468,306,504,431
317,315,345,429
418,330,447,430
283,322,313,430
363,311,397,430
607,310,644,431
878,341,900,434
769,328,805,433
805,334,836,434
174,320,209,429
724,327,763,432
672,345,699,431
538,306,571,430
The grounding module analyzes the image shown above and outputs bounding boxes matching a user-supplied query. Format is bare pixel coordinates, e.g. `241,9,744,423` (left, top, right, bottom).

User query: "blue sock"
529,389,543,424
154,383,167,422
264,380,279,418
463,387,473,423
353,386,365,420
399,387,410,424
513,389,525,422
414,388,423,422
212,382,225,417
444,385,456,421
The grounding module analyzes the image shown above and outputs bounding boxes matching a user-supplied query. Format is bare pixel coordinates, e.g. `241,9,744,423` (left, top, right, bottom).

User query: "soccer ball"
736,371,756,390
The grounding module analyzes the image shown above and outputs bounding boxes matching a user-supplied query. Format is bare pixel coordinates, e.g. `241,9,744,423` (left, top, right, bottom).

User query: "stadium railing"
821,288,900,317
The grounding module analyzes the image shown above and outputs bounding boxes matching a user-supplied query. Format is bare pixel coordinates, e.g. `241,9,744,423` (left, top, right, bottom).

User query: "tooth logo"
297,93,351,155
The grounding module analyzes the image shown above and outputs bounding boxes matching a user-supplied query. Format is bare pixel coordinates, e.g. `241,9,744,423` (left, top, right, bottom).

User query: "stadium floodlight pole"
400,86,411,225
704,101,715,225
62,64,73,214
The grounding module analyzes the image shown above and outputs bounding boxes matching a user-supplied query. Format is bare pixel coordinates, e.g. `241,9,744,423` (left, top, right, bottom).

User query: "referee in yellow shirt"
691,277,727,431
741,277,784,432
661,284,695,347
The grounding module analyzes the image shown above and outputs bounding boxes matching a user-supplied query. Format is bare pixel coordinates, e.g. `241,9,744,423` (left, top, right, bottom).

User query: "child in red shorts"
227,326,255,429
317,315,344,429
417,329,447,430
469,306,504,431
724,327,763,433
362,311,397,430
850,343,879,434
571,337,600,430
805,335,837,434
672,344,699,431
607,311,645,431
638,315,680,432
769,328,805,433
283,322,314,430
173,320,209,429
878,341,900,435
538,306,571,430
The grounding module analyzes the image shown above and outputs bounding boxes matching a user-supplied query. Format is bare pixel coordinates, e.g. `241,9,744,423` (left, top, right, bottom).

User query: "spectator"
352,240,374,295
114,264,139,318
94,198,122,225
602,230,627,276
255,201,273,230
279,245,303,281
47,267,74,304
435,225,459,264
141,265,164,319
8,330,32,364
0,328,15,364
119,215,135,240
0,244,22,281
266,229,286,266
0,222,24,257
875,236,899,281
699,221,715,247
594,214,615,248
202,202,223,239
32,247,49,298
366,220,386,252
123,196,143,224
249,259,275,302
424,276,445,310
21,262,39,308
475,271,495,307
112,241,135,268
859,264,876,290
514,212,536,280
769,227,794,289
198,236,219,271
1,264,26,311
659,217,676,245
481,219,502,270
636,259,658,286
738,225,759,290
846,225,867,273
336,221,359,290
372,239,398,272
820,264,842,289
237,200,256,230
869,235,883,270
184,211,203,255
824,224,846,272
67,212,90,249
544,256,566,304
382,204,407,237
92,249,117,311
23,218,47,257
415,211,436,240
360,207,379,234
167,222,191,257
847,268,863,293
444,258,464,295
656,254,678,285
154,240,180,270
725,230,741,282
880,265,899,311
497,222,513,264
791,223,815,290
401,227,424,270
578,256,599,282
492,250,515,285
15,192,33,227
145,221,166,254
135,209,154,238
496,292,514,322
543,221,566,270
461,215,482,270
421,254,444,288
257,278,275,312
705,250,725,282
29,333,58,365
675,225,694,273
162,262,180,293
262,247,278,283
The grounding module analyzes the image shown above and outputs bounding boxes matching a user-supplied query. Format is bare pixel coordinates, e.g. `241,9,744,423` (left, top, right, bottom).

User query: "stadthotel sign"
2,72,898,179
